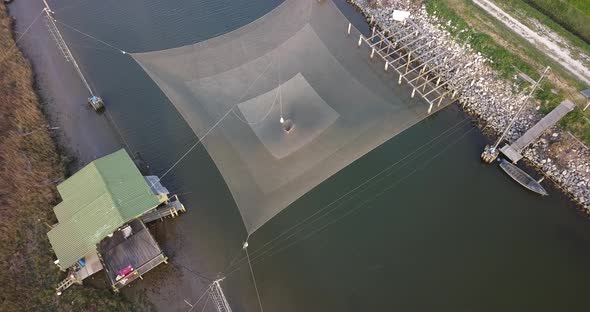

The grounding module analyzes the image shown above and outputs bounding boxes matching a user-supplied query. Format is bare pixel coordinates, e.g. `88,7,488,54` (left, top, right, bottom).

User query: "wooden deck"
141,195,186,223
500,100,575,163
98,219,167,290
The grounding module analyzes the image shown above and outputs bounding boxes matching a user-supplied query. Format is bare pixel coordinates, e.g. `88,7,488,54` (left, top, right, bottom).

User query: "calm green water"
18,0,590,311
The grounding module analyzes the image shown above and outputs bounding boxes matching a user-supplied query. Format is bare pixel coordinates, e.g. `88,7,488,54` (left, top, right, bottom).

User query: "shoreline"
7,0,123,168
347,0,590,211
6,4,216,312
0,2,141,311
4,0,589,310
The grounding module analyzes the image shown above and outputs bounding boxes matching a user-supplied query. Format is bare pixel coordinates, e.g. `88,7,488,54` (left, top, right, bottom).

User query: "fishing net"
131,0,444,234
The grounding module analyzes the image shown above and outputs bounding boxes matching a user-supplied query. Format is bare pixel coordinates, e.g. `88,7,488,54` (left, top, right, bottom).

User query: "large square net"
132,0,441,233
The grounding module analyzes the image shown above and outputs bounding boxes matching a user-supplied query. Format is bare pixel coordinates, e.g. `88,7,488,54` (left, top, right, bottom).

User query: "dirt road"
473,0,590,85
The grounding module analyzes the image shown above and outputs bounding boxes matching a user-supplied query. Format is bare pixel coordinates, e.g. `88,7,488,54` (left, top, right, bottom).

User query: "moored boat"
499,158,548,196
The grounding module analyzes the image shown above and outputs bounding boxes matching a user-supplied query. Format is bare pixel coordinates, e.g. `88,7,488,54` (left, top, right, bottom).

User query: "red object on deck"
118,265,134,276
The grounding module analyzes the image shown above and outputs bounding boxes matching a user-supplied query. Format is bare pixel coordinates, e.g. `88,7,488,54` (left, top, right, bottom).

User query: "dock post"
421,66,428,91
438,92,448,107
405,51,412,74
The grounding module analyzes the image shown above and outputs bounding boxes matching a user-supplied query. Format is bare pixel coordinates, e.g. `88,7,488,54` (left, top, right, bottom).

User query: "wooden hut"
47,149,185,294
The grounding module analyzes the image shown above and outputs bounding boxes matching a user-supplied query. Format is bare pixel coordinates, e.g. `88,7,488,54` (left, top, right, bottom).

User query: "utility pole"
493,66,551,149
481,66,550,162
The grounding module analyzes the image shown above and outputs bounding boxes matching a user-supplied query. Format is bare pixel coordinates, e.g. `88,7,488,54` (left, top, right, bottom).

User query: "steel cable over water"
223,115,472,274
0,9,45,65
225,122,476,277
130,0,456,234
44,3,480,306
48,0,459,237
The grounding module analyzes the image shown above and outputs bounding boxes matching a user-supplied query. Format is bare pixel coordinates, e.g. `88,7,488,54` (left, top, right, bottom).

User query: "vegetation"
424,0,590,143
522,0,590,44
494,0,590,59
0,4,138,311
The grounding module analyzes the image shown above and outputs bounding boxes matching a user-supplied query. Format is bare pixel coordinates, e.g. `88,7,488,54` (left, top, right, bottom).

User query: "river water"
9,0,590,311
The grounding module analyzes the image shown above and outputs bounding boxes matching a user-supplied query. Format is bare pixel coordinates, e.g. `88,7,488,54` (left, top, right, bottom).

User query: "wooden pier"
141,195,186,223
500,100,576,163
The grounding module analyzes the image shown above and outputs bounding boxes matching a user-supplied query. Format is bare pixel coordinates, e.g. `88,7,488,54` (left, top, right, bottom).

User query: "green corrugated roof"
47,149,160,269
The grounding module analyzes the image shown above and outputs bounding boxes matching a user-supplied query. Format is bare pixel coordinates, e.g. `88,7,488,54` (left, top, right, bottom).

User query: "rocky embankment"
349,0,590,209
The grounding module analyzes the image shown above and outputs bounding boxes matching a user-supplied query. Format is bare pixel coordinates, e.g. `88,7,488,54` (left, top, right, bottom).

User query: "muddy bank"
6,1,240,311
5,1,197,311
7,0,123,167
0,1,141,311
348,0,590,210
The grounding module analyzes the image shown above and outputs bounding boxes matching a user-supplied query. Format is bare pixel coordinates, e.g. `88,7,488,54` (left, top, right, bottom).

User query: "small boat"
88,96,105,112
499,158,548,196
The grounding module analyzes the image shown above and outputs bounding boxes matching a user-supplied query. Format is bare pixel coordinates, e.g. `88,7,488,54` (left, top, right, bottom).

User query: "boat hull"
499,159,548,196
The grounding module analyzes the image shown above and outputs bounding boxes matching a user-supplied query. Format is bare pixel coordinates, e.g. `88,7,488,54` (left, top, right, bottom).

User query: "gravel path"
473,0,590,85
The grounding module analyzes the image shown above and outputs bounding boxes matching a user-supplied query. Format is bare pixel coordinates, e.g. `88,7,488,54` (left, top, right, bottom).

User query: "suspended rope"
278,44,284,123
243,241,264,312
226,125,476,276
0,9,45,65
251,127,477,267
224,118,471,270
223,115,471,273
231,69,280,125
199,295,210,312
171,261,215,283
53,18,128,54
35,10,281,210
187,282,213,312
152,59,274,186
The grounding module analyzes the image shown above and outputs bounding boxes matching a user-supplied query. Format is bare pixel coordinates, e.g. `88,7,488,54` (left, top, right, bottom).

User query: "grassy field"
493,0,590,67
0,4,141,312
423,0,590,143
523,0,590,44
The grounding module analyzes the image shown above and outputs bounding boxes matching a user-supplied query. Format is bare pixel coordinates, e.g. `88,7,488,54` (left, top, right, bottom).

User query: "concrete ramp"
501,100,576,163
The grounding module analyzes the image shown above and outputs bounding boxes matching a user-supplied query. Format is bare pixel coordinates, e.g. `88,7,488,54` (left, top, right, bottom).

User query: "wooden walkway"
500,100,576,163
141,195,186,223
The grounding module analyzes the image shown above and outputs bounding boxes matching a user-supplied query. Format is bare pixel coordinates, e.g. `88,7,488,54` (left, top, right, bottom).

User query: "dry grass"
0,4,138,311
